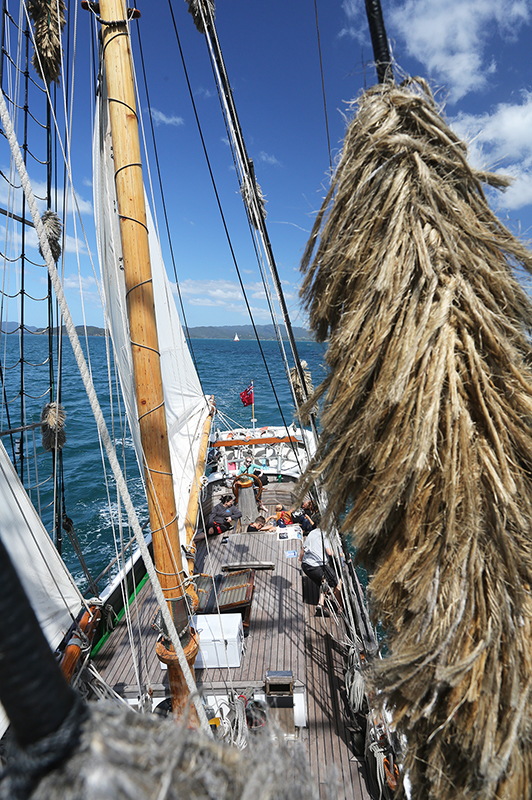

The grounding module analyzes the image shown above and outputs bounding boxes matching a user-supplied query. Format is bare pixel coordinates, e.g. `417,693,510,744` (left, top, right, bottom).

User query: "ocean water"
0,334,328,592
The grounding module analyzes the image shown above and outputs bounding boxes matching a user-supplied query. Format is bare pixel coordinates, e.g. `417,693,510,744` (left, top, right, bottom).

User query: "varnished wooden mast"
97,0,198,717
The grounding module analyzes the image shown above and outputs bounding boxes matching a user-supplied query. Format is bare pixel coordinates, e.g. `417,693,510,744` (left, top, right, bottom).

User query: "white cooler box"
193,613,244,669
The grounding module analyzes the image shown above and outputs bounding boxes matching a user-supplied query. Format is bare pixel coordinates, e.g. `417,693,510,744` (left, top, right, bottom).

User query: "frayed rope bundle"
290,360,314,406
186,0,215,34
41,402,66,451
0,702,324,800
300,78,532,800
290,360,315,424
27,0,66,86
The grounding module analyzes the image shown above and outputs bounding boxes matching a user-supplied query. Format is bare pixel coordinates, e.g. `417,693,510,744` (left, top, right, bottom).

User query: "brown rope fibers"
27,0,66,85
300,78,532,799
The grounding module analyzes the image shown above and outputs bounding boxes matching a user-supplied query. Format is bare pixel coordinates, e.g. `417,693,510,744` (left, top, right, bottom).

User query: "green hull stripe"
90,572,150,657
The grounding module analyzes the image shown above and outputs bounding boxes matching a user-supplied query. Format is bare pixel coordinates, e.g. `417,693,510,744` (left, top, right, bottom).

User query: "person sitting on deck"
299,527,343,617
303,498,321,528
289,505,314,533
266,504,292,528
208,495,242,536
246,515,275,532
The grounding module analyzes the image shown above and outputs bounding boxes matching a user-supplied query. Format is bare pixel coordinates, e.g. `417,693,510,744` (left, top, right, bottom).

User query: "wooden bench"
195,569,255,628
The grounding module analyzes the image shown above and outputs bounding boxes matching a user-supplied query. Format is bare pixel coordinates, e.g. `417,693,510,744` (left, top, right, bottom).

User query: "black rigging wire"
313,0,332,175
197,4,318,455
133,20,205,396
202,28,297,389
364,0,393,84
19,10,30,484
166,0,297,445
199,24,307,473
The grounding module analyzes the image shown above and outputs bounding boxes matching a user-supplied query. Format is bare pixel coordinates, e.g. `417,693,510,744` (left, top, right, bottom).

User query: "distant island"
185,325,314,341
0,322,107,337
1,322,314,341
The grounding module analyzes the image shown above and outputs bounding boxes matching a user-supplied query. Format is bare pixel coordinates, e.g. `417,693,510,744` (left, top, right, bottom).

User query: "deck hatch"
265,669,294,696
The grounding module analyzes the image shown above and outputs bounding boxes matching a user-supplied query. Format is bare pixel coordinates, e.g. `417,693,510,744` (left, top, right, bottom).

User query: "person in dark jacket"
208,495,242,535
246,515,274,532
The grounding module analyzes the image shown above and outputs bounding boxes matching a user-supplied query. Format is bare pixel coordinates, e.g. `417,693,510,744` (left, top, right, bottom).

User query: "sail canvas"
93,77,209,565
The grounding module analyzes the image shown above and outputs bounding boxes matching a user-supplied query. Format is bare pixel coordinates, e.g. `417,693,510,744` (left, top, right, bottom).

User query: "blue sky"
3,0,532,329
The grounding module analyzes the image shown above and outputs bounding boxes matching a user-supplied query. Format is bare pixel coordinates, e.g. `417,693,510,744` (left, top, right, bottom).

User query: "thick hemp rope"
299,78,532,800
0,702,323,800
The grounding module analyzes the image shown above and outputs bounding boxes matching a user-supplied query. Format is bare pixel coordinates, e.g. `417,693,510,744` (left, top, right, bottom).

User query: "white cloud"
389,0,530,100
340,0,367,43
245,305,274,321
451,91,532,209
149,108,184,127
341,0,532,102
0,170,92,220
259,151,281,166
68,194,93,216
495,168,532,210
453,92,532,161
62,274,97,291
0,221,86,258
195,87,213,99
174,277,278,320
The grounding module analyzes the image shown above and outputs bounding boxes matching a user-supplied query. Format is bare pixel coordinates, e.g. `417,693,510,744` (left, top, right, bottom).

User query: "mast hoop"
118,213,148,233
107,97,138,121
101,31,130,58
125,278,153,299
114,160,142,177
136,398,165,420
147,516,181,547
99,18,128,27
127,337,159,356
145,466,173,478
153,570,185,582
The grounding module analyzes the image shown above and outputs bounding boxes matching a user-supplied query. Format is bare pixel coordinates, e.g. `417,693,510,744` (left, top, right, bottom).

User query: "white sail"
0,440,85,736
93,78,210,567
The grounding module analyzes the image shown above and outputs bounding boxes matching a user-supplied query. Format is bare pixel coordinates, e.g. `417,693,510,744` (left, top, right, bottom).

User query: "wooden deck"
92,482,372,800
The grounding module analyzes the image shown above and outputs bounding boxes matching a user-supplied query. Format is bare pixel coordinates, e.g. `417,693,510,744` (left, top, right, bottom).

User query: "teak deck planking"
93,483,371,800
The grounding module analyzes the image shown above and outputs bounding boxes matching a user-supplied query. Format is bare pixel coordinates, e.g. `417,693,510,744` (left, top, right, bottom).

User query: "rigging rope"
166,1,304,464
199,2,319,433
0,3,61,523
133,22,203,389
0,89,212,737
195,1,318,457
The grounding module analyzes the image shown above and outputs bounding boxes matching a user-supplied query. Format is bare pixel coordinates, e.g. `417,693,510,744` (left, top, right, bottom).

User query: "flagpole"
251,379,256,430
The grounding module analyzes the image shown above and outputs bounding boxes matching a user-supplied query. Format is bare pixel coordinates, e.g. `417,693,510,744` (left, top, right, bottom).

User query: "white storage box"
193,613,244,669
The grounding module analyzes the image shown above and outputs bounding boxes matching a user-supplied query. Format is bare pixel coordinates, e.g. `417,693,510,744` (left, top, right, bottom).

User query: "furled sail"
93,76,210,567
0,440,85,736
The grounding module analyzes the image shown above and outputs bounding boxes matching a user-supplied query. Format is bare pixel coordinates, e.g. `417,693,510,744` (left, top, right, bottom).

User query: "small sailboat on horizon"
233,332,239,341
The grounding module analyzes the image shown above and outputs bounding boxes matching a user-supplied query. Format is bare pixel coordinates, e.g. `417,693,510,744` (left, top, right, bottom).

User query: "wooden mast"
97,0,199,719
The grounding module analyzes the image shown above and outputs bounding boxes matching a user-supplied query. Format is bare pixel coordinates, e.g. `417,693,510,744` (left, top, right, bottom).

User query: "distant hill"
2,323,314,341
185,325,314,341
1,321,40,333
36,325,107,337
0,323,107,336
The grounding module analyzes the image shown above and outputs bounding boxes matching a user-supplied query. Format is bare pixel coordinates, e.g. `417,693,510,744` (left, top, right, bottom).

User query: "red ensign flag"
240,384,253,406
